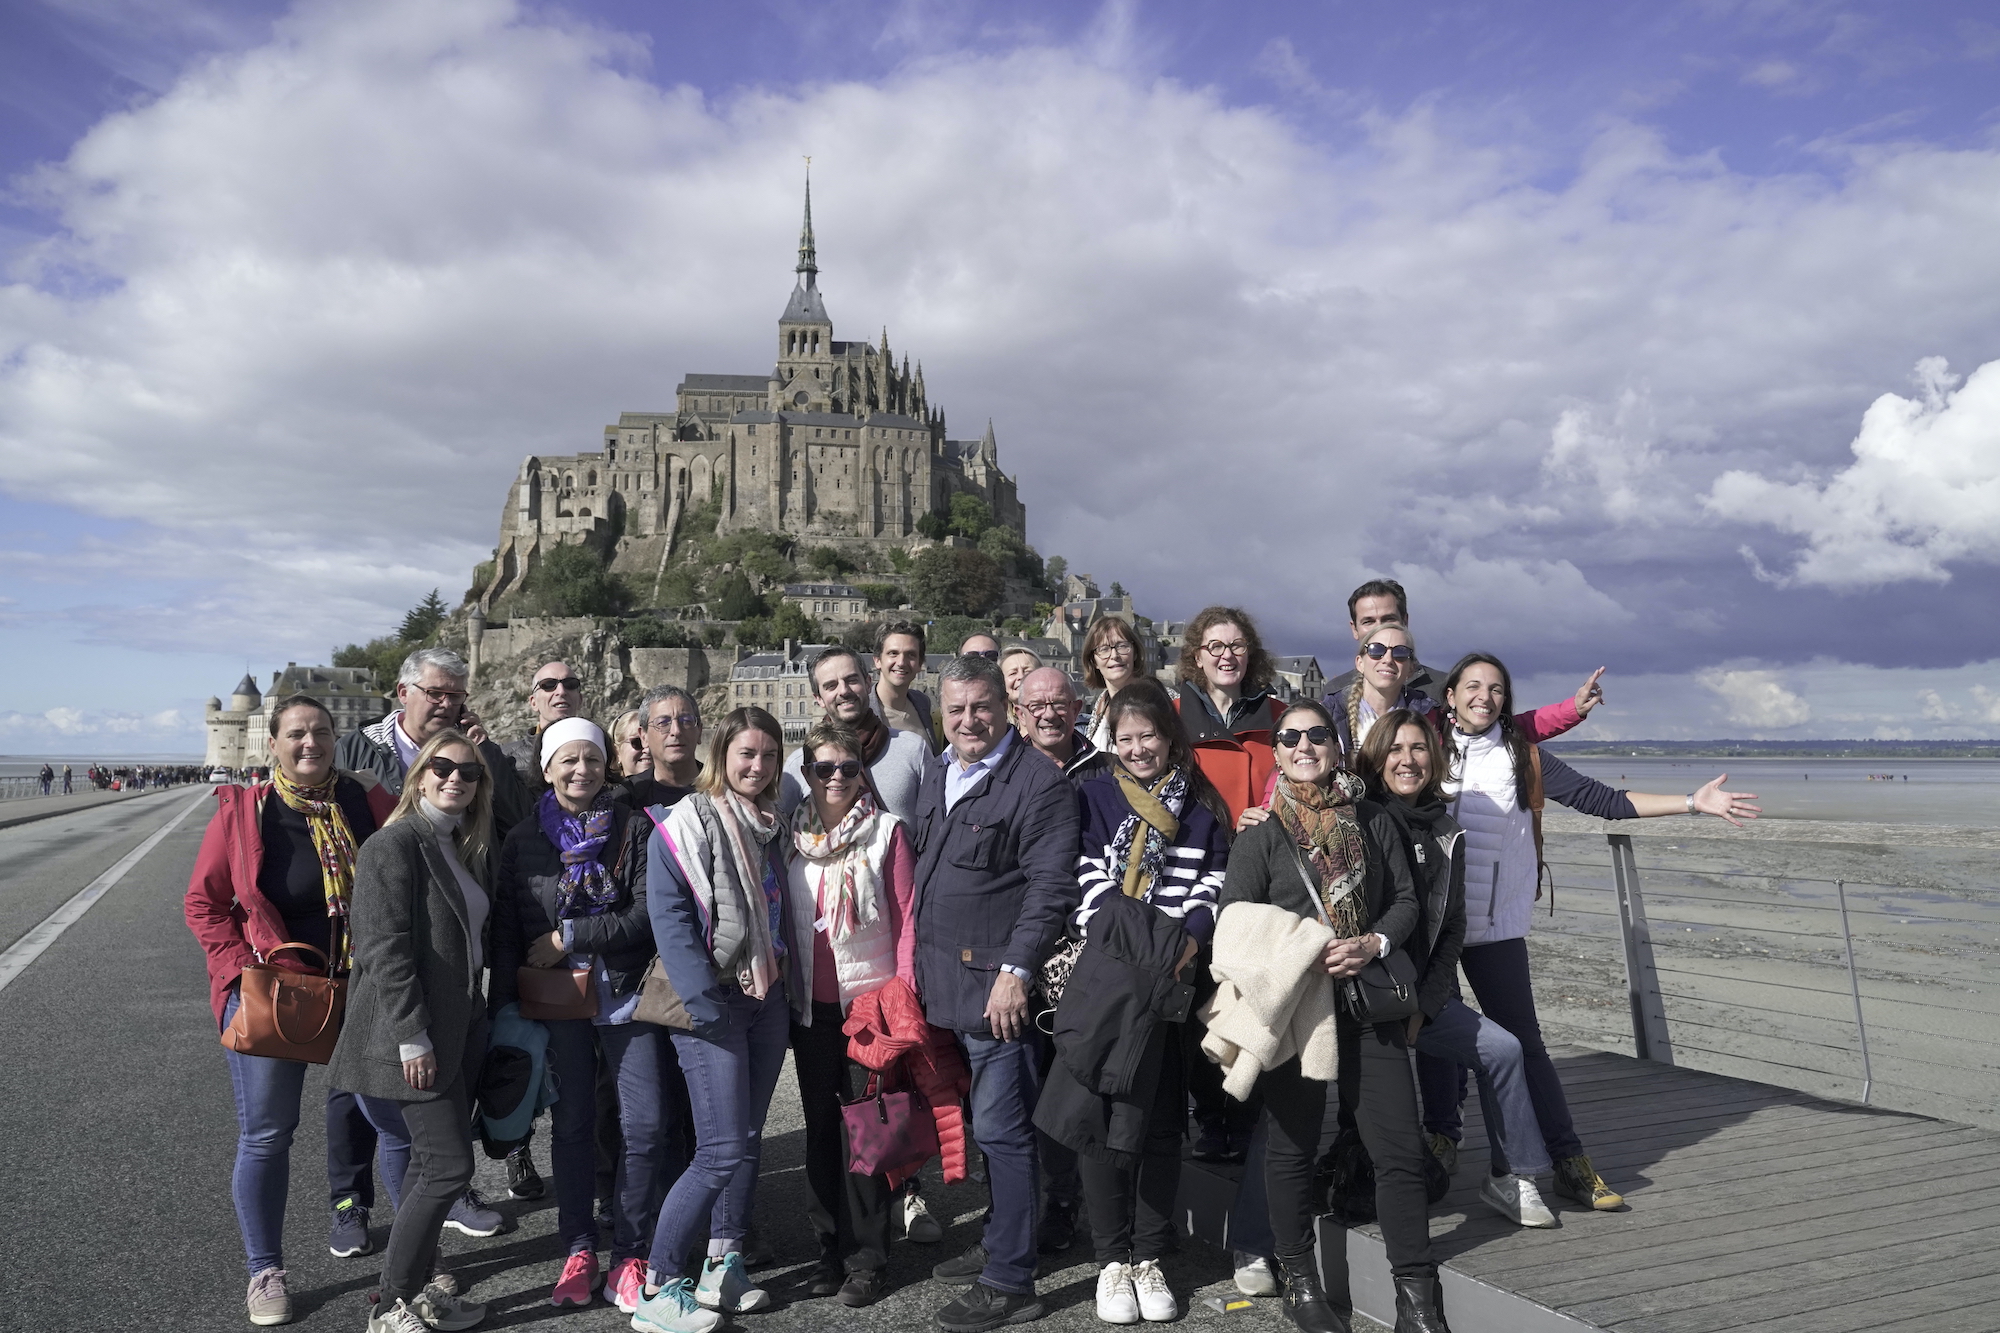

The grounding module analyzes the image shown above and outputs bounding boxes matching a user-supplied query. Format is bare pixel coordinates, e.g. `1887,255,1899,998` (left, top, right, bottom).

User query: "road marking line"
0,791,208,995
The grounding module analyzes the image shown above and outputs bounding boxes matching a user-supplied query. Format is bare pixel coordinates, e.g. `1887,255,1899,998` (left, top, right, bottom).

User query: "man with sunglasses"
777,647,929,821
958,631,1001,660
497,660,586,800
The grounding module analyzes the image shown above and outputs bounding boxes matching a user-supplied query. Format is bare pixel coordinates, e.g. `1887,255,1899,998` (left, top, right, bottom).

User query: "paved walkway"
0,781,196,831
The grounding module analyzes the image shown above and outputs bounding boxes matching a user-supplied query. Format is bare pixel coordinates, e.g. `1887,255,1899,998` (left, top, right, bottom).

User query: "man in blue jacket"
913,655,1081,1331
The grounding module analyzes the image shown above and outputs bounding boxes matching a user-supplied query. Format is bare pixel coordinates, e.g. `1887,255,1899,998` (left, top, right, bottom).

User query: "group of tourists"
33,760,190,794
185,579,1758,1333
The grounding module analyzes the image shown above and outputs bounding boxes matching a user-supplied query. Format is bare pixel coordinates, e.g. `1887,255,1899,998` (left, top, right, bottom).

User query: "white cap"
540,717,607,770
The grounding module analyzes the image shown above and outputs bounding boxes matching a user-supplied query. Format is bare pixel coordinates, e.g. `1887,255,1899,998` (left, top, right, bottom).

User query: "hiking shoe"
1036,1200,1077,1254
607,1258,648,1314
246,1268,292,1326
933,1242,990,1286
553,1251,600,1307
330,1198,373,1257
839,1268,887,1308
365,1299,429,1333
1233,1252,1277,1296
1095,1262,1139,1324
444,1189,505,1237
902,1189,945,1243
1552,1155,1624,1210
1481,1173,1557,1228
1427,1131,1458,1177
409,1284,486,1331
631,1278,722,1333
1191,1119,1229,1161
506,1146,545,1201
693,1251,770,1313
936,1281,1047,1331
1130,1260,1175,1322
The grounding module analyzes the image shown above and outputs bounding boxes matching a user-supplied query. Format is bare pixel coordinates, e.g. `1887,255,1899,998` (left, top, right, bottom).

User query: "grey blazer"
329,815,493,1103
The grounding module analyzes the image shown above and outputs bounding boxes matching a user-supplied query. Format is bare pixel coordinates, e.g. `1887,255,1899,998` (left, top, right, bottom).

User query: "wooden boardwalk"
1182,1044,2000,1331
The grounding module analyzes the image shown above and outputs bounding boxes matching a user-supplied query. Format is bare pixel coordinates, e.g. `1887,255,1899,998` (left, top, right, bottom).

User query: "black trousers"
789,1001,895,1272
1077,1028,1186,1266
1261,1014,1434,1278
379,1079,477,1302
1034,1030,1080,1212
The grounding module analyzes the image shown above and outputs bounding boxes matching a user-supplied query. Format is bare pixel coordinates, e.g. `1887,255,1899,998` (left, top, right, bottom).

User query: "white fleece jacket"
1198,901,1340,1100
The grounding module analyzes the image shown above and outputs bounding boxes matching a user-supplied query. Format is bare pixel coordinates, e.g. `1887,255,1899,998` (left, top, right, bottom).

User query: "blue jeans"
549,1018,685,1259
961,1031,1045,1296
647,984,789,1281
222,990,309,1276
354,1096,416,1208
1413,995,1551,1177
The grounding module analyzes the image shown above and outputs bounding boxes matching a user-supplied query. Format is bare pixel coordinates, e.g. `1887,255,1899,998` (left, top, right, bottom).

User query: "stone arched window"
587,470,597,487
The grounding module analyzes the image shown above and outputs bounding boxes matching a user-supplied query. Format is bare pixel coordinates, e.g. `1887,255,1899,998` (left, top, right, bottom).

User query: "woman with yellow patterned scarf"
186,694,398,1327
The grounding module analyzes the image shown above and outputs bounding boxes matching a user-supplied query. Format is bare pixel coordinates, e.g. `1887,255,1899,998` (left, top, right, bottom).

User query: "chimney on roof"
784,638,796,663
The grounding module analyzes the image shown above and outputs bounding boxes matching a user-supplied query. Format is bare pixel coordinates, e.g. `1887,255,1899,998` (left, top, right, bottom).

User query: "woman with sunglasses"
489,719,678,1312
1216,700,1445,1333
1040,679,1228,1325
632,707,796,1333
783,719,918,1309
330,729,497,1333
1429,653,1759,1215
1083,617,1149,752
608,709,649,780
186,694,400,1327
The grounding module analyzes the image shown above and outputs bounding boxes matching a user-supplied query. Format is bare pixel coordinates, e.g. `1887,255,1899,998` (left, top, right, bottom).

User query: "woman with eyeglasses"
632,707,797,1332
782,719,918,1309
1082,617,1149,752
186,694,400,1327
329,728,498,1333
1038,679,1228,1326
1215,700,1442,1333
1426,653,1759,1217
488,719,679,1313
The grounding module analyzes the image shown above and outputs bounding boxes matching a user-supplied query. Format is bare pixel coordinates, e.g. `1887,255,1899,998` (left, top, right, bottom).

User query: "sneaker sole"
247,1309,293,1327
932,1269,983,1287
508,1186,545,1200
936,1298,1048,1331
444,1220,504,1238
631,1312,720,1333
328,1239,373,1258
693,1290,772,1313
1481,1192,1559,1229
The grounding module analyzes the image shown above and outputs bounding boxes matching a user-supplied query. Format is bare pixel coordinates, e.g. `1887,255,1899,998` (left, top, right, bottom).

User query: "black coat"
1218,798,1420,952
488,800,654,1012
1379,798,1467,1021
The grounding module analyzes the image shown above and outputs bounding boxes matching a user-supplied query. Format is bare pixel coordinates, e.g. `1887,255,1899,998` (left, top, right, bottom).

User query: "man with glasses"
778,647,928,820
958,631,1001,659
1015,668,1111,786
498,660,586,799
619,685,705,808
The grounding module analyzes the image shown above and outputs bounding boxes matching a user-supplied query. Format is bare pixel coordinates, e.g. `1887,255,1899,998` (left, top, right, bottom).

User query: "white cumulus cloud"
1698,668,1812,730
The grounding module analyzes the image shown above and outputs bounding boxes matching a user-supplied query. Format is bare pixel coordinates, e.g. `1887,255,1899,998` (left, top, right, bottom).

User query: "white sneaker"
1095,1262,1140,1324
1232,1251,1277,1296
1129,1259,1176,1322
900,1190,943,1243
365,1300,430,1333
1482,1173,1558,1228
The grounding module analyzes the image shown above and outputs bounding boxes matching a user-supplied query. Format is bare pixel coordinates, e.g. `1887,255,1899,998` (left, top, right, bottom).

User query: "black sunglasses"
808,760,863,781
1275,726,1334,749
962,649,1000,661
425,755,487,784
534,677,580,692
1361,643,1414,662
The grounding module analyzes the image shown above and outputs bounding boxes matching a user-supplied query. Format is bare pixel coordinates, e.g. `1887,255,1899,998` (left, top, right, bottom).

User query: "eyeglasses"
648,714,701,733
962,649,1000,661
808,760,863,781
1020,699,1073,716
1275,726,1333,749
535,677,580,693
425,755,486,783
1093,643,1133,660
1201,640,1249,660
1360,643,1414,662
413,684,468,706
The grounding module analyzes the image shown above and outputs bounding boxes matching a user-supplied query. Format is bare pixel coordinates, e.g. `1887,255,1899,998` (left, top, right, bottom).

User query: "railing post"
1834,880,1873,1104
1608,833,1674,1064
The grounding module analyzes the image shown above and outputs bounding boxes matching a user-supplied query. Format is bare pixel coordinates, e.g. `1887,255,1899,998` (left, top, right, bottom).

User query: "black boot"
1276,1250,1351,1333
1393,1273,1452,1333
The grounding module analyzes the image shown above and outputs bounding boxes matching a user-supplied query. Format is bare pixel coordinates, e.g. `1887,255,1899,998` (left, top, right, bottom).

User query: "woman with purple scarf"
490,718,677,1313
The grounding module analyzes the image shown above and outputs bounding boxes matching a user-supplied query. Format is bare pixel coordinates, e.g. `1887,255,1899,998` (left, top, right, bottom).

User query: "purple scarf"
537,788,618,919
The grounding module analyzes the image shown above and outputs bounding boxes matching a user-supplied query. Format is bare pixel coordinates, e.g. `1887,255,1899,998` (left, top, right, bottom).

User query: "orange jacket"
844,977,972,1187
1174,683,1286,828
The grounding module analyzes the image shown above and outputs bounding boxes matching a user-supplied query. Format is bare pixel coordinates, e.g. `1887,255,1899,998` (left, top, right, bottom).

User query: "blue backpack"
478,1003,557,1155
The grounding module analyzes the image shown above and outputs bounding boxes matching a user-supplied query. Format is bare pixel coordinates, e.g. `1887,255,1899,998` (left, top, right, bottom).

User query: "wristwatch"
1685,792,1696,815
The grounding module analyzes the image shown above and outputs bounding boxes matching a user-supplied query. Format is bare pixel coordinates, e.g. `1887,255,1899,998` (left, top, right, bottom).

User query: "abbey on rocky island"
483,177,1026,608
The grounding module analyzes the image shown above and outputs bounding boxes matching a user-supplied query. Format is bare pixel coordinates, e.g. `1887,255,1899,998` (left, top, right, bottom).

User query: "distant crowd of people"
185,578,1758,1333
32,761,201,795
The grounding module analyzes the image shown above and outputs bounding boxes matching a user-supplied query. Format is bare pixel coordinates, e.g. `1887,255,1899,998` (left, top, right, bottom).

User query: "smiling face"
942,675,1005,764
1113,712,1169,782
1447,662,1508,732
878,633,924,691
724,725,781,801
1018,667,1080,753
1091,629,1137,691
1273,706,1336,785
1349,593,1407,641
418,740,482,815
1358,626,1415,695
529,660,582,726
811,652,871,725
618,717,648,775
1001,651,1039,703
805,742,862,822
271,703,335,786
544,737,606,811
1198,621,1248,691
1382,722,1435,799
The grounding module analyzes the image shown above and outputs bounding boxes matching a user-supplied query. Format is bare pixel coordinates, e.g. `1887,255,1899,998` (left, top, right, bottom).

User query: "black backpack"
1318,1125,1450,1224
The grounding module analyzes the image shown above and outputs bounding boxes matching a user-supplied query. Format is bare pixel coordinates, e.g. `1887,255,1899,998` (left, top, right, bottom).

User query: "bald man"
499,659,586,798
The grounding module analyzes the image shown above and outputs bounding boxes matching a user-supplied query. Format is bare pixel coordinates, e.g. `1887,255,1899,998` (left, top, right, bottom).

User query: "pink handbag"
842,1072,939,1178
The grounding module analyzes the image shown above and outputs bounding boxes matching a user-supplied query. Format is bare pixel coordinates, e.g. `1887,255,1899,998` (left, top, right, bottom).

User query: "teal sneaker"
693,1250,771,1312
630,1278,721,1333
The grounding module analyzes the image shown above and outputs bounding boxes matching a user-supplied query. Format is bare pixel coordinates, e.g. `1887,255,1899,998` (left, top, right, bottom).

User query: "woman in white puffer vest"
1431,652,1761,1215
784,718,918,1310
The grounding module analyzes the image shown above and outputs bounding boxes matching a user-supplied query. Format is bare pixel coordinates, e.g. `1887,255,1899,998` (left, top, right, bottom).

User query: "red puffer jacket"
844,977,972,1187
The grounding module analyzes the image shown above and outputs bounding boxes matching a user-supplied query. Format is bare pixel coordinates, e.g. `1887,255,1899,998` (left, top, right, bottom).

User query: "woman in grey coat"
329,727,496,1333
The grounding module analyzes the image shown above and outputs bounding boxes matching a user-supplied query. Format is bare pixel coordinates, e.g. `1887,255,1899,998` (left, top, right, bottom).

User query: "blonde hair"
608,708,644,778
696,707,785,803
1346,622,1418,758
385,727,495,878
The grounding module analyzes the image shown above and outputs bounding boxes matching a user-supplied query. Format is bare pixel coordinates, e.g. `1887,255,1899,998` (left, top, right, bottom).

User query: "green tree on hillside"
948,493,992,539
526,543,625,616
399,589,449,641
909,546,1002,616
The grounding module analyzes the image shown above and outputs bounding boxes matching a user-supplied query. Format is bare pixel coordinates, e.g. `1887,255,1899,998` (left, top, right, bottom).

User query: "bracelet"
1685,792,1696,815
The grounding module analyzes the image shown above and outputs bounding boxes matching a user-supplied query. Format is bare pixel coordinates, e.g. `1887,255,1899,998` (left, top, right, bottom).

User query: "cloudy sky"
3,0,1999,752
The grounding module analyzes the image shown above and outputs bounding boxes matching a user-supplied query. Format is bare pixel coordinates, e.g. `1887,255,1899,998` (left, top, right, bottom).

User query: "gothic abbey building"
483,182,1026,609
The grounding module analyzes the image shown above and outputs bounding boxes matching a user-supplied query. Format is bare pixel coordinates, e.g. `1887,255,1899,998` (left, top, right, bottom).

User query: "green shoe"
1427,1131,1458,1177
1553,1154,1624,1210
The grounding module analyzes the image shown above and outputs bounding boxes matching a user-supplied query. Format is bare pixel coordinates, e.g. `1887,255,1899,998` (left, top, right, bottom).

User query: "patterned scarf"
271,769,359,970
1271,769,1369,939
536,787,618,919
703,789,786,999
791,788,884,943
1109,766,1187,902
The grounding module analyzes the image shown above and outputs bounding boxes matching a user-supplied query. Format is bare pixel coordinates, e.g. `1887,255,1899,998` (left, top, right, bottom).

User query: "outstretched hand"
1573,667,1607,717
1694,774,1761,827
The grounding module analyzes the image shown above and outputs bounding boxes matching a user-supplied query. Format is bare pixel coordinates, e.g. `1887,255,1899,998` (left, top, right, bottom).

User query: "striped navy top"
1072,772,1230,943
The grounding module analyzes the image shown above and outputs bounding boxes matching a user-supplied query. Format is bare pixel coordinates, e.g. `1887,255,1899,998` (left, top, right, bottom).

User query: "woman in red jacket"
184,694,396,1328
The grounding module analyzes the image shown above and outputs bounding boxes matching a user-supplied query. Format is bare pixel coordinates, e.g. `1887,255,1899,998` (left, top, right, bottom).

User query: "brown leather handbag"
516,965,599,1021
633,956,693,1031
222,942,346,1064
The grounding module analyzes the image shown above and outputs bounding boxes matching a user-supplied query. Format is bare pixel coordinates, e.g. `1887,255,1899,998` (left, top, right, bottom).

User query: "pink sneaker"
551,1250,599,1307
606,1256,648,1313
